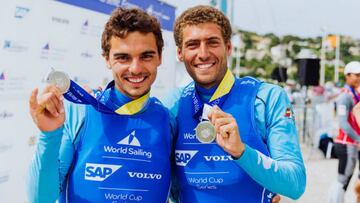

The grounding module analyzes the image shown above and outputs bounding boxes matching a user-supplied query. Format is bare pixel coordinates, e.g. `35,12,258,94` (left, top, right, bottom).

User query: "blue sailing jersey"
175,77,274,203
59,90,172,203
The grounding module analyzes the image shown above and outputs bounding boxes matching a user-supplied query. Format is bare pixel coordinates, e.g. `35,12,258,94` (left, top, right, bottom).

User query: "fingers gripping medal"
46,70,71,94
196,104,216,143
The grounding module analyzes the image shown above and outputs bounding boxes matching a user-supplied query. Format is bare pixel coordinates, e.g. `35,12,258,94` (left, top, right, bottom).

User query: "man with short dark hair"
165,5,306,202
27,7,173,203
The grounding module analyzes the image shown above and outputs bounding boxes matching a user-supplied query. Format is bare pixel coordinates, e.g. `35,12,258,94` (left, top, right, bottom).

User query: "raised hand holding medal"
29,69,67,132
208,105,245,159
30,68,149,132
191,69,245,157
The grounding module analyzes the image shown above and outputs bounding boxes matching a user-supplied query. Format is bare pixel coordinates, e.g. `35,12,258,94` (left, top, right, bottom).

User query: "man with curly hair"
164,5,306,202
27,7,174,203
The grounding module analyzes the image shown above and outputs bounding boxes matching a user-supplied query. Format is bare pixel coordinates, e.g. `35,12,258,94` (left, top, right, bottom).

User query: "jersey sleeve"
27,101,85,203
234,83,306,200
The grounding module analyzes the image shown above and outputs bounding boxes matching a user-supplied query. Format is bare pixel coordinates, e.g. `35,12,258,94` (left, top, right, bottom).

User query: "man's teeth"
128,77,145,83
197,63,213,69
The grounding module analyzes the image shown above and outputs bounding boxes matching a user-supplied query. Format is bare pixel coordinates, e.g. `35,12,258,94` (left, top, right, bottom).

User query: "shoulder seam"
256,95,266,106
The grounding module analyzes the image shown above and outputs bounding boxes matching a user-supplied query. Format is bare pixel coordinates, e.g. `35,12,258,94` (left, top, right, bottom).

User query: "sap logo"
14,6,29,19
117,130,140,147
204,155,233,162
84,163,121,181
128,172,162,180
240,80,255,85
175,150,198,166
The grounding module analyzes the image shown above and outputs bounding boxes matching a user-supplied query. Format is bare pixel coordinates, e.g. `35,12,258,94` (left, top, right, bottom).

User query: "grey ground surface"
286,144,357,203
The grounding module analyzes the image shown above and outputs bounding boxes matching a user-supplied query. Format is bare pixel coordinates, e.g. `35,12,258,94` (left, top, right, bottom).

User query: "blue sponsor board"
56,0,175,31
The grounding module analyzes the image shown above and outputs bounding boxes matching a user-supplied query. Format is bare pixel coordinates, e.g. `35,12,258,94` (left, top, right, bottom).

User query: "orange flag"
327,35,337,48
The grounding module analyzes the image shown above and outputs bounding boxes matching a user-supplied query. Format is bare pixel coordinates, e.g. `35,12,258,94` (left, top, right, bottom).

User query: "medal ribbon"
64,80,149,115
192,69,235,120
344,84,360,103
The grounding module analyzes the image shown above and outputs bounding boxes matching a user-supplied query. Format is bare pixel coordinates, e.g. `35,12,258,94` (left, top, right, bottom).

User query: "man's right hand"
29,85,65,132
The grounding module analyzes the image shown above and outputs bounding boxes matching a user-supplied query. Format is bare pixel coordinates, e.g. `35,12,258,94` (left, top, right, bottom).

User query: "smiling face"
177,23,231,89
105,32,161,99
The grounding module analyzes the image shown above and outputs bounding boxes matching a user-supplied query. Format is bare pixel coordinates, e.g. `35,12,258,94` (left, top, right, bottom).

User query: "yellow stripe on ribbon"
115,92,150,115
209,69,235,102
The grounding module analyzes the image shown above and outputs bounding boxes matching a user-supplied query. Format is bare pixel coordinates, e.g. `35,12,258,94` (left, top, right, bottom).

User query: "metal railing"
293,101,338,147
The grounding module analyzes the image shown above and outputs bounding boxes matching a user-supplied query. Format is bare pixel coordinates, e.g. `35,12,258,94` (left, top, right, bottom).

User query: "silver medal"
46,70,70,94
195,120,216,143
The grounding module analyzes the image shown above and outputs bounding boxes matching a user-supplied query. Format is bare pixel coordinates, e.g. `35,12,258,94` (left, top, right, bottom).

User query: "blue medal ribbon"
192,69,235,120
64,80,149,115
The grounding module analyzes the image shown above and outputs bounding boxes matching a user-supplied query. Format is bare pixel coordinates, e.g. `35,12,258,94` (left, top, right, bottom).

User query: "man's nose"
198,43,210,61
129,59,142,74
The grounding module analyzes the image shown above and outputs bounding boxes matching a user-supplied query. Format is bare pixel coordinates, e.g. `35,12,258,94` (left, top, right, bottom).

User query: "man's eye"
142,55,153,60
208,41,219,47
186,43,197,48
116,55,129,61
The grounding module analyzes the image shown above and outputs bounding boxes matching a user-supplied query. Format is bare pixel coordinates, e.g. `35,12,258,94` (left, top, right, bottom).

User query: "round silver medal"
47,70,70,94
195,121,216,143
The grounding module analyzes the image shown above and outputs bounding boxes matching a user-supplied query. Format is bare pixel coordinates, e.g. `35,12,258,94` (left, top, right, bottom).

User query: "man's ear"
177,47,183,61
226,41,232,57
